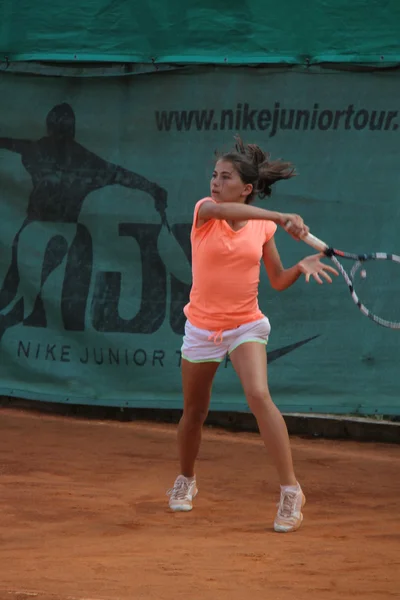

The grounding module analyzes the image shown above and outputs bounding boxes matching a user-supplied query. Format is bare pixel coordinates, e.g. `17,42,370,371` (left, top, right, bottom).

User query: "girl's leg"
229,342,296,485
168,359,219,511
178,359,220,477
229,342,305,532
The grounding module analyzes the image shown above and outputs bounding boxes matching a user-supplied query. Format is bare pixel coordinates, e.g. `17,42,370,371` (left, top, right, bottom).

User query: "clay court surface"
0,407,399,600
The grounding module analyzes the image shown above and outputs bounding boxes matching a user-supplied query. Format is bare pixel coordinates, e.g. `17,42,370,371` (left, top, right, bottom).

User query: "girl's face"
210,160,252,203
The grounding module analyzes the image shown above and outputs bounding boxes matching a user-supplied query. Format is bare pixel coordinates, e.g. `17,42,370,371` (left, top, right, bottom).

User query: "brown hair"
217,135,296,204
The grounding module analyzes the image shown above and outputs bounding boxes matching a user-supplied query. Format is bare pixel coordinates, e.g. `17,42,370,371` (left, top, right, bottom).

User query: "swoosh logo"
268,335,320,363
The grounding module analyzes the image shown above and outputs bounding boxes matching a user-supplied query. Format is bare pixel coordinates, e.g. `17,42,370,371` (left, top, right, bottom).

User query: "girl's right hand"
279,213,309,240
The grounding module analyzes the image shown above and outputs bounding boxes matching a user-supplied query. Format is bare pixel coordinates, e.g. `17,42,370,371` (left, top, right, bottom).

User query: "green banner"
1,1,400,64
0,67,399,415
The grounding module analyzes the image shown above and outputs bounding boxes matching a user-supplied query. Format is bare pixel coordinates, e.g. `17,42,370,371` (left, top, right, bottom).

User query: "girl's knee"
183,405,209,427
246,387,273,414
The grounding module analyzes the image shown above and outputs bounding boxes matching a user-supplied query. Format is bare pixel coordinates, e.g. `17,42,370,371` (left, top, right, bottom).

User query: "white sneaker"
274,484,306,533
167,474,198,512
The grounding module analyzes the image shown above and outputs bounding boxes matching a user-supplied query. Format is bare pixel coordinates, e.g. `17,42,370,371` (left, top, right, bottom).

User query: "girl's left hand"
298,253,339,284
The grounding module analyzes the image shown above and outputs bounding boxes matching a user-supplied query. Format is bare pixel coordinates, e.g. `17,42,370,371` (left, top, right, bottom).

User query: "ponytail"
218,135,296,203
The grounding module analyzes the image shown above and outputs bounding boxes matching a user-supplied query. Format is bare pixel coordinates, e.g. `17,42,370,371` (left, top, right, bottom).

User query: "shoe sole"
169,489,198,512
274,512,303,533
169,503,193,512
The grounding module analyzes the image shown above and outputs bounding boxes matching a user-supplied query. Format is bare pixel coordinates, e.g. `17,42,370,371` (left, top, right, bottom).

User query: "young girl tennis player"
167,137,338,532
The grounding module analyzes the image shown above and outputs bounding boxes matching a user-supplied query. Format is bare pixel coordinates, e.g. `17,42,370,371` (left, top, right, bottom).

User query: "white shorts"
181,317,271,363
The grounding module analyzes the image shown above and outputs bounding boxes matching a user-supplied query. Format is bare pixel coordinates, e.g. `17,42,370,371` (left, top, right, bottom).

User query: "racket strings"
346,257,400,327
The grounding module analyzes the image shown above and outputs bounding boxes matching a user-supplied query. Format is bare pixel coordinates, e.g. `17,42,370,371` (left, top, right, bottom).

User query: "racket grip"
301,232,329,253
285,220,329,253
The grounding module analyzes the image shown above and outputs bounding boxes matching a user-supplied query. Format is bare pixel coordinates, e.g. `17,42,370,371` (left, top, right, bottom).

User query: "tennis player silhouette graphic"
0,103,168,340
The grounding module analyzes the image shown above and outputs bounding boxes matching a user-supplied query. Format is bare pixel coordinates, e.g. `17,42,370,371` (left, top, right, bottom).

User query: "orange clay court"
0,406,399,600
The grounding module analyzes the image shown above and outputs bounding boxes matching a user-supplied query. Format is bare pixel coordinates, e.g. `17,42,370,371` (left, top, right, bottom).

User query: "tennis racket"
301,231,400,330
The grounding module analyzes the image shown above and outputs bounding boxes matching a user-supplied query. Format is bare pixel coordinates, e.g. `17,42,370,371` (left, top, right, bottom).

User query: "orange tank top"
184,197,277,331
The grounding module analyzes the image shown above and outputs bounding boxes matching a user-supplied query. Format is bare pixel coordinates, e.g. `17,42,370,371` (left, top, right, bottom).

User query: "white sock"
281,482,300,494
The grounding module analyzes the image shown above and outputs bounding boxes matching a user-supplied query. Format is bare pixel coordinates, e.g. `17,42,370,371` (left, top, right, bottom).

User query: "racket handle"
301,232,329,253
285,220,329,253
